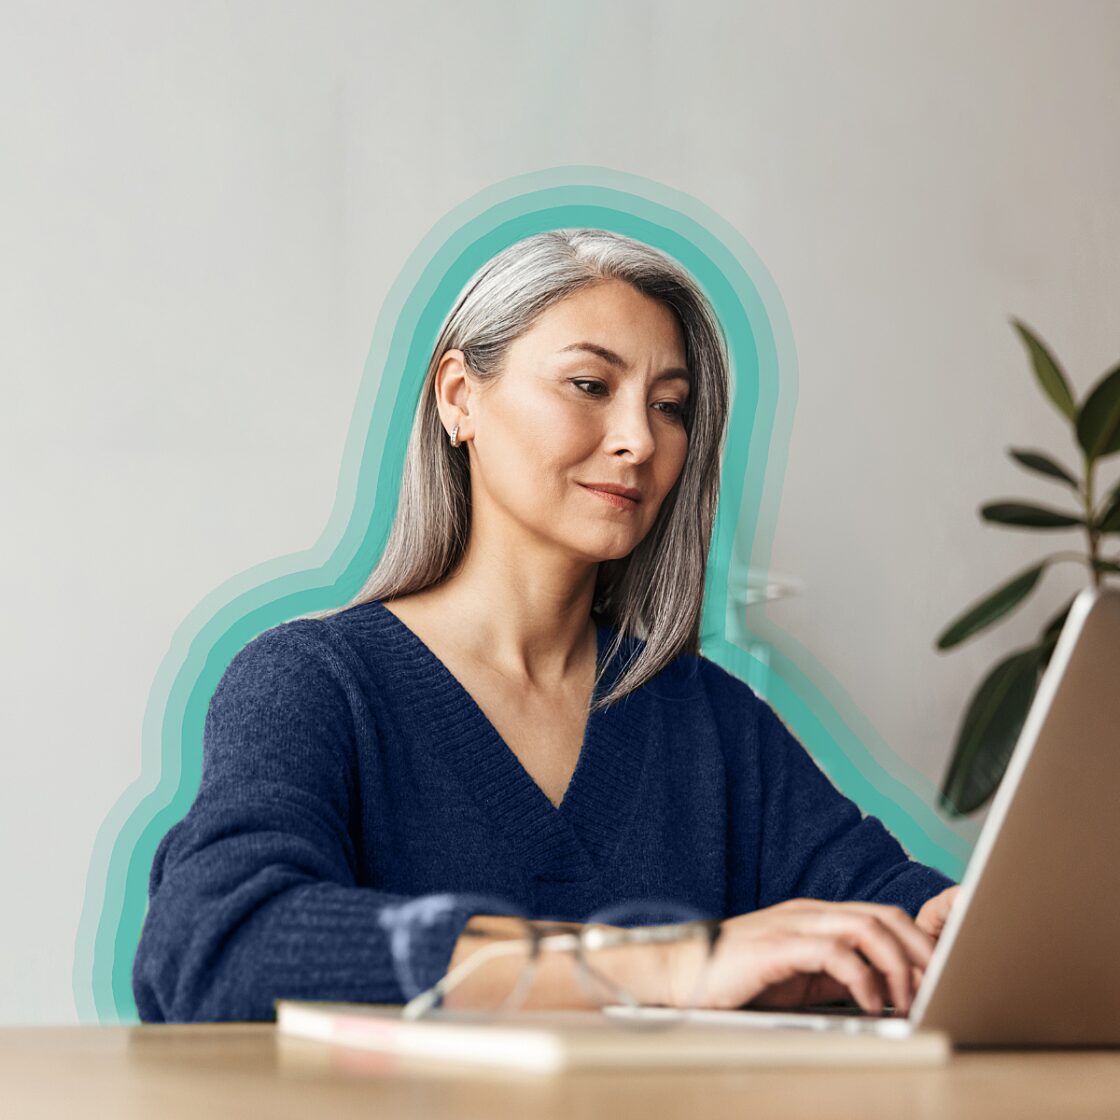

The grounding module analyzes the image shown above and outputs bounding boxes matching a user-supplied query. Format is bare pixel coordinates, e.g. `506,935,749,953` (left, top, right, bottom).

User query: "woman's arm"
132,622,478,1023
443,901,937,1016
751,696,956,916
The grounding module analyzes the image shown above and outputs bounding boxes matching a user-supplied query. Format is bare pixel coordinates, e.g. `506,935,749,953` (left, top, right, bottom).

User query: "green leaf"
1011,318,1077,423
936,563,1047,650
939,643,1049,816
980,502,1084,529
1076,362,1120,460
1092,558,1120,574
1040,594,1077,641
1007,448,1080,490
1098,487,1120,533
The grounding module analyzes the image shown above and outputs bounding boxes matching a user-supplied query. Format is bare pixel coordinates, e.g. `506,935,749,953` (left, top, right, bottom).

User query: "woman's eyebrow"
556,341,691,384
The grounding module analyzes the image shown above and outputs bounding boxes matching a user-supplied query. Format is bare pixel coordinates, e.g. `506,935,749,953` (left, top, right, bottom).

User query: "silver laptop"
607,586,1120,1046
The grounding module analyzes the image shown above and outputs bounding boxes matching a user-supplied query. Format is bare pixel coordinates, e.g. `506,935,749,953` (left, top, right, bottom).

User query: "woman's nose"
603,399,657,462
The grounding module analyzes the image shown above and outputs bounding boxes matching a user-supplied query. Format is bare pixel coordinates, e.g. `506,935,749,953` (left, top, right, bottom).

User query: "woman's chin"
572,536,642,564
539,518,644,564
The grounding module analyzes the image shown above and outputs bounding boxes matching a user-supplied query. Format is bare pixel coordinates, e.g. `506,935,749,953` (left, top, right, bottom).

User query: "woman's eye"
570,379,685,420
571,378,608,396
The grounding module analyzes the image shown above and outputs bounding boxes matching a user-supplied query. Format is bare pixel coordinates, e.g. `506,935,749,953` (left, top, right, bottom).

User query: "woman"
132,229,958,1023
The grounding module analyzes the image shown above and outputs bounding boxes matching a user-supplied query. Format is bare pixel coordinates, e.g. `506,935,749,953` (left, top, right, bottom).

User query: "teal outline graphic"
74,166,979,1024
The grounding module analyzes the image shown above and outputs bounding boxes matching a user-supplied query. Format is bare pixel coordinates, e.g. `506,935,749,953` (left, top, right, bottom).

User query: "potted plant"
935,320,1120,816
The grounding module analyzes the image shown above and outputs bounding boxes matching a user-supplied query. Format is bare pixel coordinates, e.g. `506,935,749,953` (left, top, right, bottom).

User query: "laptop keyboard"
801,1001,901,1019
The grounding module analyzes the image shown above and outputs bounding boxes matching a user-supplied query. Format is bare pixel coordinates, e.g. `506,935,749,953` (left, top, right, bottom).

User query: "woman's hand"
915,884,961,943
663,898,936,1015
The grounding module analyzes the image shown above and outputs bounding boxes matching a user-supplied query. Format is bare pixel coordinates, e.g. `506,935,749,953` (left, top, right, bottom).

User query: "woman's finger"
743,934,890,1014
843,901,936,970
771,905,922,1012
794,935,889,1014
912,963,925,997
840,917,916,1013
779,898,935,971
917,885,961,939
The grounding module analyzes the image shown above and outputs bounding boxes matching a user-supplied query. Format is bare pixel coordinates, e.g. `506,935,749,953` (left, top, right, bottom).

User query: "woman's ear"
434,349,475,443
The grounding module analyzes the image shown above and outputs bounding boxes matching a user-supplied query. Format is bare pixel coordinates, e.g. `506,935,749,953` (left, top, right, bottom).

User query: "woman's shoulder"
208,605,439,744
209,602,410,708
212,616,352,708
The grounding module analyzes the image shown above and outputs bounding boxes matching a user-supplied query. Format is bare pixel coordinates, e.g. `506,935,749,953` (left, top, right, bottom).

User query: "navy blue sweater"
132,600,955,1022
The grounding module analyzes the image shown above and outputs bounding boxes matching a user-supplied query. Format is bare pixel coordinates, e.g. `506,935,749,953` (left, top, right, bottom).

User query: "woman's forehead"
512,284,687,366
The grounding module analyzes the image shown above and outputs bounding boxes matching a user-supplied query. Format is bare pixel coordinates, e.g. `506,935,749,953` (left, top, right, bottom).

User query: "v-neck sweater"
133,600,956,1023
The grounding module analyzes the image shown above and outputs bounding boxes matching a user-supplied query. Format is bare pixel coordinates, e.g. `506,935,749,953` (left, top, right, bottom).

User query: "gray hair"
313,228,730,713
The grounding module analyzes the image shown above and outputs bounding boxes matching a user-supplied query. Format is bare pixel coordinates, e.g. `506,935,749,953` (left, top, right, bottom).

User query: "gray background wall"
3,0,1117,1023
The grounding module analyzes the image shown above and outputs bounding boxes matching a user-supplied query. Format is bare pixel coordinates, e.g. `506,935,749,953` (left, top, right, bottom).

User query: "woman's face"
443,279,691,565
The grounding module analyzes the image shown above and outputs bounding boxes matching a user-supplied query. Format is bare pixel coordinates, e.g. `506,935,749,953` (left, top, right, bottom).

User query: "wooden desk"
2,1025,1119,1119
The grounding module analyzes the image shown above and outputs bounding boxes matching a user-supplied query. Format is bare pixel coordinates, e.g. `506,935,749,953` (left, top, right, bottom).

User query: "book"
274,1000,951,1074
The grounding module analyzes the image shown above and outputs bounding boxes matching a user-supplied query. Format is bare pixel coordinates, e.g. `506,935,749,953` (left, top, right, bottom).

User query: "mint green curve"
73,166,975,1024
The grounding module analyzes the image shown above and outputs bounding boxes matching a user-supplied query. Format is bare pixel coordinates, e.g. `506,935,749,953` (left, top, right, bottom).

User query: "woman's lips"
579,484,640,509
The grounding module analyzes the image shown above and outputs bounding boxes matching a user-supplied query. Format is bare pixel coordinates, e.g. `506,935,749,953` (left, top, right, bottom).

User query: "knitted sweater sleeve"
131,620,476,1023
752,692,956,918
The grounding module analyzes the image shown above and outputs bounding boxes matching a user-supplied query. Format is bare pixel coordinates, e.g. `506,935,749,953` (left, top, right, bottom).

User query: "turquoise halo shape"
74,166,976,1023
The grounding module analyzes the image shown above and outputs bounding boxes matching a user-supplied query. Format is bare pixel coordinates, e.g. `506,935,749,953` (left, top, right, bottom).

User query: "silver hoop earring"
449,424,460,448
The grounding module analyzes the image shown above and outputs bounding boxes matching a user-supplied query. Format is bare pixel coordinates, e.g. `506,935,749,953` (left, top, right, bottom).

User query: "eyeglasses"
378,893,723,1023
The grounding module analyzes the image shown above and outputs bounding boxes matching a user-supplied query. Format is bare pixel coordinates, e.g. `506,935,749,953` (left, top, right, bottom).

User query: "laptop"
607,586,1120,1046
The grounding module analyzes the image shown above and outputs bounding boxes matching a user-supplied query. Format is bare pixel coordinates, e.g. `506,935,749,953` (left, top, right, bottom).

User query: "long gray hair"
314,228,730,713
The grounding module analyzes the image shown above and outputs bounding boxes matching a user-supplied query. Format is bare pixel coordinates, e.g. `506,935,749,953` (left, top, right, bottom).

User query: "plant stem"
1084,455,1101,589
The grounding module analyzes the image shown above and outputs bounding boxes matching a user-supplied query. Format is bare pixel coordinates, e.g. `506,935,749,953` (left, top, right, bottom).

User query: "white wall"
3,0,1117,1023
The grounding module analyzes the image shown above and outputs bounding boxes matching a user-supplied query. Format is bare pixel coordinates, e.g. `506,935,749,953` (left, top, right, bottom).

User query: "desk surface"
3,1025,1119,1119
